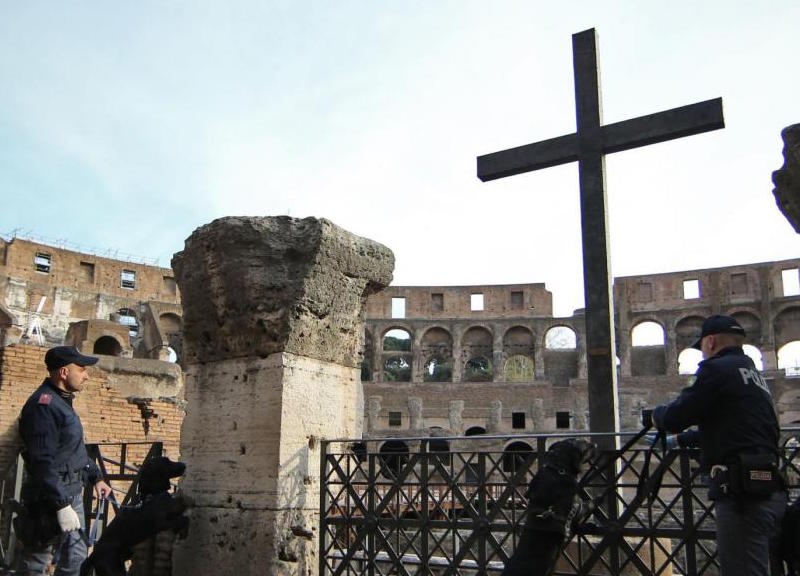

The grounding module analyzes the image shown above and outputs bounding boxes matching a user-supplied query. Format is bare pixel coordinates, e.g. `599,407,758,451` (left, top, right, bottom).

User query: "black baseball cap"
44,346,99,370
691,315,746,350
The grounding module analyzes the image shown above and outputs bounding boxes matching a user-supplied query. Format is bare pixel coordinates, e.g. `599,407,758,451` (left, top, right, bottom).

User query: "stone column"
448,400,464,433
408,397,423,430
367,396,382,433
487,400,503,433
171,216,393,576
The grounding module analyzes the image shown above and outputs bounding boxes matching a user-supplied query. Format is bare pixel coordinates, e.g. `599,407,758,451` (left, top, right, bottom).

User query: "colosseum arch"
93,335,124,356
631,320,666,376
502,326,535,381
775,306,800,348
382,327,413,352
462,326,493,357
543,325,578,386
675,315,704,351
503,326,535,356
502,441,534,473
382,327,412,382
159,312,182,333
421,327,453,382
730,310,762,346
379,440,409,478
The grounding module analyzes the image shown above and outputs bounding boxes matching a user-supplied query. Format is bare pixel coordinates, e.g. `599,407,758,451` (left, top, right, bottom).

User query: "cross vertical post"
477,28,724,449
573,29,619,444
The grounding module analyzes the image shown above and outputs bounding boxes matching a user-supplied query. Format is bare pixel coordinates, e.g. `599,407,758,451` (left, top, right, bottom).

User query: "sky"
1,1,798,316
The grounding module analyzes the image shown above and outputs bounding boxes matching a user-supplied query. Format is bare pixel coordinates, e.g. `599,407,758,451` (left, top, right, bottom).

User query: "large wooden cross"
478,28,724,442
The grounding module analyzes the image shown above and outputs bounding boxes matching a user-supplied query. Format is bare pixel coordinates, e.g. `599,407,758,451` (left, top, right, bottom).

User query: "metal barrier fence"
0,441,162,573
320,430,800,576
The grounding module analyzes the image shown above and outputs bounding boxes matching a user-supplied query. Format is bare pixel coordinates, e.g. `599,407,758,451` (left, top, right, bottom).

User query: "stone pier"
170,216,393,576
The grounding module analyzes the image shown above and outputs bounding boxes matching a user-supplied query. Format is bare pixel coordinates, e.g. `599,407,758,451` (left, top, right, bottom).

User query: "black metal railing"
320,429,800,576
0,441,162,573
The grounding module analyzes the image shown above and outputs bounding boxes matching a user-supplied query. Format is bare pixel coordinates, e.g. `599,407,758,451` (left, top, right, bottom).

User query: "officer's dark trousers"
22,493,87,576
715,490,787,576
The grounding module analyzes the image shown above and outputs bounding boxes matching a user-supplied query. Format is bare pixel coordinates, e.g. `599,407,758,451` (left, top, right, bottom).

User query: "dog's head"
137,456,187,496
542,439,597,476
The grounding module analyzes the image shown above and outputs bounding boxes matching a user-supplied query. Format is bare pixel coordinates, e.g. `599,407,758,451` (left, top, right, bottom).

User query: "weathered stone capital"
773,123,800,233
172,216,394,365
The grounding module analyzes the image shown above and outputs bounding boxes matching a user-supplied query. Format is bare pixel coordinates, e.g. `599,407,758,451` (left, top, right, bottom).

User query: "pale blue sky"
1,1,798,315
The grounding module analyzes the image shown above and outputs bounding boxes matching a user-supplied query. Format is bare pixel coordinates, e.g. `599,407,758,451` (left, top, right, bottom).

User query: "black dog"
782,496,800,576
80,456,189,576
501,439,597,576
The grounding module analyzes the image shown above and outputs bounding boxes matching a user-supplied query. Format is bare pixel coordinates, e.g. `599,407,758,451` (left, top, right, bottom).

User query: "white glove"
56,505,81,532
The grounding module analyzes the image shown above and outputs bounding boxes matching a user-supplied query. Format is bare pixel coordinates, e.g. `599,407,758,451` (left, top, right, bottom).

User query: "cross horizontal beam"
477,97,723,182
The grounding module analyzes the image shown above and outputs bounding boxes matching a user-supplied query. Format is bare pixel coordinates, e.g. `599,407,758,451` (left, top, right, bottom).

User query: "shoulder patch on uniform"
38,393,52,405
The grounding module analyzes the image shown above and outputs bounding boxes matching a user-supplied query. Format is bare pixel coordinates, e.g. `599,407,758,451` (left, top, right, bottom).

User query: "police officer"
652,315,786,576
18,346,112,576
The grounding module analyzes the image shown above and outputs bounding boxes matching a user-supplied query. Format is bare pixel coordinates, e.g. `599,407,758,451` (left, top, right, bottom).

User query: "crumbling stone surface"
773,123,800,233
172,216,394,366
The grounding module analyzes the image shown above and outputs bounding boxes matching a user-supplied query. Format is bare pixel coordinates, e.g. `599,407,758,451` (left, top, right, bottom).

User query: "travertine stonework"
773,123,800,233
171,216,393,576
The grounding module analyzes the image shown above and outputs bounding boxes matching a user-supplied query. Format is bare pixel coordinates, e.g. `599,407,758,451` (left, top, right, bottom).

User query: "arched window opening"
503,355,534,382
742,344,764,371
166,346,178,363
462,326,493,360
159,313,182,334
731,312,761,345
465,426,486,436
464,357,492,382
379,440,409,478
778,341,800,377
678,348,703,375
631,321,666,376
383,356,411,382
775,307,800,348
503,326,534,357
424,357,452,382
117,308,139,338
383,328,411,352
631,321,665,347
502,441,533,473
545,326,576,350
675,316,705,351
93,336,122,357
428,439,451,467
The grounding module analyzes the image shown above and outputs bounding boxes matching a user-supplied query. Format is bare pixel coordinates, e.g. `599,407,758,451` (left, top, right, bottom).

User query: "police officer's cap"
691,315,746,350
44,346,99,370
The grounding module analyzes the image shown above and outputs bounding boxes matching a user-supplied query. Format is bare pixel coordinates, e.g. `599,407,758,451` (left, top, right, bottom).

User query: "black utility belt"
710,453,783,498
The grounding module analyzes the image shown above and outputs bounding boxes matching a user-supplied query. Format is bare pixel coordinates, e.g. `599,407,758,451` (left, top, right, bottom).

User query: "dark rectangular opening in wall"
388,411,402,427
510,291,523,309
34,253,51,274
163,276,177,295
556,411,570,429
641,409,653,427
512,412,525,429
431,293,443,313
731,273,748,296
80,261,95,283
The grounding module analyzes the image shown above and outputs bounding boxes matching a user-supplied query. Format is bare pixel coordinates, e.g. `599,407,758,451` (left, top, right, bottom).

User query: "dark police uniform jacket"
652,346,779,473
19,379,100,510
